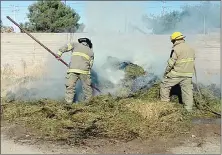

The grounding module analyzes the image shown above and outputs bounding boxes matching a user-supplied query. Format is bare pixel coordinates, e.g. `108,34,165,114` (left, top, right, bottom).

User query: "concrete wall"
1,33,67,76
1,33,220,83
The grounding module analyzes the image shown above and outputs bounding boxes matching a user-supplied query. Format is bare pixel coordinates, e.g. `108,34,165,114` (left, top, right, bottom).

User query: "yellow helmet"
170,32,185,41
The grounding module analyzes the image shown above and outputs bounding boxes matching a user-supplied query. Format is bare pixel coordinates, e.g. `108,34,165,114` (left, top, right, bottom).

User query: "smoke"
4,1,220,101
4,48,68,101
84,1,168,76
176,2,220,34
81,1,169,95
148,1,220,34
84,1,149,34
4,1,163,101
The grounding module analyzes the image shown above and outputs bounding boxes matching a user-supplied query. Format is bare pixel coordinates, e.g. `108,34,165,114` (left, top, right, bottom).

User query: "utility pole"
161,1,166,16
203,14,206,34
11,5,19,33
196,6,206,35
125,15,127,33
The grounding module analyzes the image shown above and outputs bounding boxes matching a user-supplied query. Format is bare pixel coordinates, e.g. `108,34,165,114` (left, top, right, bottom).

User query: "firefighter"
57,38,94,104
160,32,195,112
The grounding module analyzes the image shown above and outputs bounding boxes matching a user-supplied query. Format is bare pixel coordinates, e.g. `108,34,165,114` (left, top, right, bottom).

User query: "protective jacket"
165,40,195,78
58,42,94,74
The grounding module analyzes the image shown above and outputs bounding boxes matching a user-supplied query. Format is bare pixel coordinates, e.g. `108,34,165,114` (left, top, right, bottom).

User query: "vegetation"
143,2,220,34
15,1,219,34
2,61,220,145
2,81,220,144
1,0,220,146
20,0,82,32
2,93,190,144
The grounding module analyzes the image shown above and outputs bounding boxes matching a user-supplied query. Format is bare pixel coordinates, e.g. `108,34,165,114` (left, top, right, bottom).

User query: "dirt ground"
1,33,220,154
1,119,221,154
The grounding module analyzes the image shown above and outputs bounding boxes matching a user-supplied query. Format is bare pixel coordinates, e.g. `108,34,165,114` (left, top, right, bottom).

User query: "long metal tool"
6,16,101,93
6,16,68,66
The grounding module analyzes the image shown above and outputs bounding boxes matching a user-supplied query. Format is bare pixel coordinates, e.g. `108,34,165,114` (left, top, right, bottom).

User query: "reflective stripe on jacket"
165,40,195,78
58,42,94,74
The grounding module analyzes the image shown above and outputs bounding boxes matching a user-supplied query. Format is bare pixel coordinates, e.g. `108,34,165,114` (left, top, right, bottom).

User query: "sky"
1,1,217,32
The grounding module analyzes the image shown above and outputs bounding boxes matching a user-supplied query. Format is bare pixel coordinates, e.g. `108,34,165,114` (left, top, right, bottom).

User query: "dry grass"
1,60,220,145
2,73,220,145
2,94,191,144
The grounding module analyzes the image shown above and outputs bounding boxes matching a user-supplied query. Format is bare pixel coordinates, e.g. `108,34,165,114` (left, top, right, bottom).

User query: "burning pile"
2,59,221,145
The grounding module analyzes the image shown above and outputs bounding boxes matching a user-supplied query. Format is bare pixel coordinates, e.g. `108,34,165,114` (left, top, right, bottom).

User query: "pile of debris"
2,57,221,145
2,94,189,144
3,56,149,102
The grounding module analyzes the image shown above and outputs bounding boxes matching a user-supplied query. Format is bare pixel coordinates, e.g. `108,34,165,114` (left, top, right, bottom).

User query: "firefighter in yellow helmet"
160,32,195,112
57,38,94,104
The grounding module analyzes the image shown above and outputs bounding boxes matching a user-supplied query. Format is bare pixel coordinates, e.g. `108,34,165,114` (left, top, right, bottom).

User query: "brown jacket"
165,40,195,78
58,42,94,74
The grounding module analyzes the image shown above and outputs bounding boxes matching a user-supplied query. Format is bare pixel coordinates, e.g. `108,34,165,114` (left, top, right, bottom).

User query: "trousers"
65,72,92,103
160,77,194,111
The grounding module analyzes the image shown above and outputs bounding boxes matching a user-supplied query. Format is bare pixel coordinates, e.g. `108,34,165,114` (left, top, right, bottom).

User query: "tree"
20,22,32,33
23,0,81,32
147,11,181,34
146,2,220,34
178,2,220,33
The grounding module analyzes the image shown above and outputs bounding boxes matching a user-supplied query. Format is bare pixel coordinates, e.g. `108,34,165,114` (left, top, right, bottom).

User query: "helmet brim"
171,35,186,41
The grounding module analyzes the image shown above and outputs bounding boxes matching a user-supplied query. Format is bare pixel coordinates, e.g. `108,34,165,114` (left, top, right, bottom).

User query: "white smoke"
4,1,220,101
3,1,169,101
83,1,168,80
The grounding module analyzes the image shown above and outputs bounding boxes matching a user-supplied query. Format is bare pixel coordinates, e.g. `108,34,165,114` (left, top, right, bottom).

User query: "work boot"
65,100,73,105
58,98,71,104
160,99,170,103
184,104,193,113
64,96,73,104
186,108,193,112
